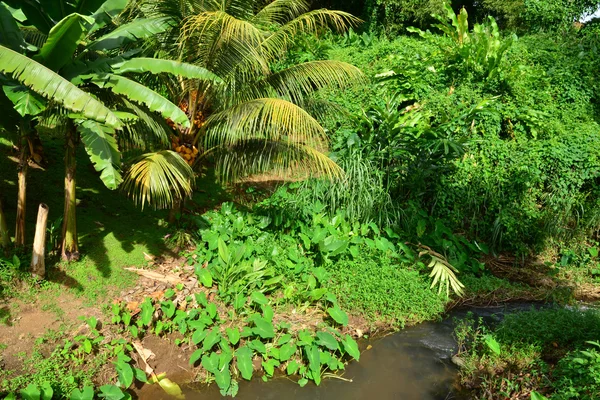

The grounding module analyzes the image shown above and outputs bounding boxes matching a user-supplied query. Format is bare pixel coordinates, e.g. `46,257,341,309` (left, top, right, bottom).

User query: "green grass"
0,134,229,304
327,249,446,327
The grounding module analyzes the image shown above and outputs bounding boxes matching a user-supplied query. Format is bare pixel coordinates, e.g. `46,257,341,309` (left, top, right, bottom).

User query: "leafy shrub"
552,341,600,400
409,3,515,80
328,249,445,326
496,308,600,349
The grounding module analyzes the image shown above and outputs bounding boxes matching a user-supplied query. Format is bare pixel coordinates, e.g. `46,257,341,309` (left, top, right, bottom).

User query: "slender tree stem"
61,123,79,261
15,130,28,248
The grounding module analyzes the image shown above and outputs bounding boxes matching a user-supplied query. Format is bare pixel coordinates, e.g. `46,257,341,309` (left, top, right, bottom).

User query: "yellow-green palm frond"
263,60,364,103
122,150,195,210
261,9,361,60
204,98,328,150
252,0,310,26
180,10,268,77
418,246,465,297
212,139,341,183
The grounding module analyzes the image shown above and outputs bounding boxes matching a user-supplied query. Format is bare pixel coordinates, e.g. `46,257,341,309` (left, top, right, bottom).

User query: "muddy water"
170,304,545,400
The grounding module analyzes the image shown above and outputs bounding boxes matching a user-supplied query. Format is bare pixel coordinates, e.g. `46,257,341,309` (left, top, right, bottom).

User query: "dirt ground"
0,293,102,373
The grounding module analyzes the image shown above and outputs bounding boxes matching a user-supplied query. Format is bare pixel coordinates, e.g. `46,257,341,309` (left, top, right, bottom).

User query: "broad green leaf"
192,328,208,345
262,359,279,377
115,361,134,388
77,120,122,190
69,386,94,400
207,303,217,320
342,335,360,361
226,328,240,345
195,267,212,287
38,13,93,71
316,331,338,351
20,384,40,400
252,317,275,339
89,73,190,128
160,300,176,319
0,45,121,128
278,343,297,361
88,18,172,51
201,352,219,373
40,382,53,400
248,339,266,354
235,346,254,380
286,360,299,375
304,345,320,374
214,368,231,393
113,58,222,83
189,349,203,366
262,304,274,321
0,2,26,51
134,368,148,383
277,334,292,346
218,238,229,264
298,377,308,387
327,306,349,326
140,297,154,327
87,0,129,34
251,291,268,306
98,384,125,400
3,83,46,117
202,329,221,352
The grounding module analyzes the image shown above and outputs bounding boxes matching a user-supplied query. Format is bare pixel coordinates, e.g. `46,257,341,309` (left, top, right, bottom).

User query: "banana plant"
0,0,222,260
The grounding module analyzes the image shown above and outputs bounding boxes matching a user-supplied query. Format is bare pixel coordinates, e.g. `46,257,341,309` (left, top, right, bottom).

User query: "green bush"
496,308,600,349
553,341,600,400
328,249,445,326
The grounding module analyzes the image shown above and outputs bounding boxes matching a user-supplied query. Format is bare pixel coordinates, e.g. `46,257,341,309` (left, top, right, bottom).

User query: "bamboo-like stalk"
61,123,79,261
31,203,49,279
15,134,28,247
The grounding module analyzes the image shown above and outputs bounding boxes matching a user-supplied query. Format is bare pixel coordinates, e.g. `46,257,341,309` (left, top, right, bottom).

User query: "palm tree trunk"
61,123,79,261
31,203,49,279
15,134,28,248
0,198,10,250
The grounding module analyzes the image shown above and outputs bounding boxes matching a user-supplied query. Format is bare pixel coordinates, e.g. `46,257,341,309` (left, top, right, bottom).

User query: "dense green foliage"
455,308,600,399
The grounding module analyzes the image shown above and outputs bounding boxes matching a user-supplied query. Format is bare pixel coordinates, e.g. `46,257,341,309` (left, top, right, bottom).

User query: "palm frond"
0,45,122,128
122,150,194,209
179,10,268,76
252,0,310,26
89,73,190,128
420,248,465,297
212,139,341,183
261,9,360,60
262,60,364,104
204,97,328,150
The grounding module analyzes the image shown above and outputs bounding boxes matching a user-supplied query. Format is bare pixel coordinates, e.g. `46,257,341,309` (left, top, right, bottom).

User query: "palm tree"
125,0,364,188
0,0,220,260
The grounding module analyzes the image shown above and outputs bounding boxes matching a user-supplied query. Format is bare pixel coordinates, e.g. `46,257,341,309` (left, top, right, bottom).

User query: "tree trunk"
61,124,79,261
0,198,10,250
15,138,28,247
31,203,49,279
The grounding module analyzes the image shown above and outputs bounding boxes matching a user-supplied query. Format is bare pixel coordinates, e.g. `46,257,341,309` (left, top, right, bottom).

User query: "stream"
171,303,547,400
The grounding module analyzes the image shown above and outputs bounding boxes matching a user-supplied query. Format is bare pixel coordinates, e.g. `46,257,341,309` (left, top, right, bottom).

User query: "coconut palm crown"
130,0,365,183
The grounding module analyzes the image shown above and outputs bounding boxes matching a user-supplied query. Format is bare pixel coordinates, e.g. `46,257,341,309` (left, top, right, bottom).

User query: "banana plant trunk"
61,123,79,261
0,198,10,250
15,134,29,247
